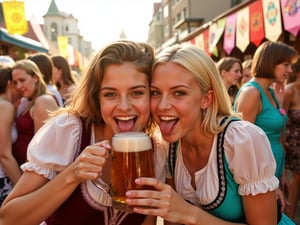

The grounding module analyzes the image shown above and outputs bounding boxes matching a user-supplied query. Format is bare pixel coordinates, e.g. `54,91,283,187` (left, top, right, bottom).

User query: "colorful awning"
0,28,48,53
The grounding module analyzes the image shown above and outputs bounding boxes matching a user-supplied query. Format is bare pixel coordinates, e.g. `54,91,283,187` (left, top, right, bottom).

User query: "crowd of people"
0,39,299,225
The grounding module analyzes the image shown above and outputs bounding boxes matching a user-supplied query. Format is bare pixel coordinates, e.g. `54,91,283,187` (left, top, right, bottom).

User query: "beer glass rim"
113,131,148,139
112,131,151,152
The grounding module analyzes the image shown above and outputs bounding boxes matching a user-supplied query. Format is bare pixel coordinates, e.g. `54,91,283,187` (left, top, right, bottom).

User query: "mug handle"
92,179,111,193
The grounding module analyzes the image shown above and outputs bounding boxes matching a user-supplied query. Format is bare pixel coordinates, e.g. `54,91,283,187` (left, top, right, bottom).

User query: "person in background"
0,56,15,67
241,59,253,85
27,53,64,107
0,66,22,205
0,40,166,225
125,44,295,225
12,60,59,166
283,56,300,222
51,55,77,107
0,55,21,109
217,56,242,105
234,41,298,212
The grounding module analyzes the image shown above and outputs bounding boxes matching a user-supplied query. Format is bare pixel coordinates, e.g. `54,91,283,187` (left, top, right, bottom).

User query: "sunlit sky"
23,0,158,51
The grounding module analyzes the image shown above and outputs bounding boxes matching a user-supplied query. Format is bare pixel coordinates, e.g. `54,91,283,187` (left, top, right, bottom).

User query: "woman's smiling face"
99,62,150,134
150,62,204,142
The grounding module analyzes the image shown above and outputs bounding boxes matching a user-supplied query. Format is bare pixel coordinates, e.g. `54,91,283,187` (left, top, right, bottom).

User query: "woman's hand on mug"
125,177,191,224
73,140,111,182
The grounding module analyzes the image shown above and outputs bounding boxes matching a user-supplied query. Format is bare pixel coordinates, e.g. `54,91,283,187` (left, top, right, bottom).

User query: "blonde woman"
125,45,294,225
12,60,59,166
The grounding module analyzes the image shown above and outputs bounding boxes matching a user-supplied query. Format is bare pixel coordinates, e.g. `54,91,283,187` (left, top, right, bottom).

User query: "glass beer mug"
111,131,155,212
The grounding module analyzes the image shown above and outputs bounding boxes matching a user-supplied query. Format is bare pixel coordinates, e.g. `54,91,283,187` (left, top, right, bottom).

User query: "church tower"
43,0,82,54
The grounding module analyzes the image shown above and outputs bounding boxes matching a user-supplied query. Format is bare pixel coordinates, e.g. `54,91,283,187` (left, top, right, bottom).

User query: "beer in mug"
111,131,154,212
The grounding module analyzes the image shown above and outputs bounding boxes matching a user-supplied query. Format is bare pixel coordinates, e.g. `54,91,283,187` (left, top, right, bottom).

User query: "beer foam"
112,132,152,152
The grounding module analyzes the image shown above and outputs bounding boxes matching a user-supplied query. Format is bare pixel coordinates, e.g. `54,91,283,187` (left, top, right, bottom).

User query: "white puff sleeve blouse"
173,120,279,205
21,113,82,179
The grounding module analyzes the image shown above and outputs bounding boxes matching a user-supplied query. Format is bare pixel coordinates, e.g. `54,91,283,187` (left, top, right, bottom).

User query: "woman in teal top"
234,41,298,215
234,80,288,178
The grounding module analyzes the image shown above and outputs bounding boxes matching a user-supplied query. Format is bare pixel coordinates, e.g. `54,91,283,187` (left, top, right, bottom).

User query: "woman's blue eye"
131,91,144,96
175,91,186,96
103,92,117,97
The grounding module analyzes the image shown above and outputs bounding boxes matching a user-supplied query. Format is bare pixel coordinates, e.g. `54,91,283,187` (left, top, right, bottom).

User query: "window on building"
50,23,58,42
163,4,168,18
177,13,181,23
183,8,187,19
156,9,162,21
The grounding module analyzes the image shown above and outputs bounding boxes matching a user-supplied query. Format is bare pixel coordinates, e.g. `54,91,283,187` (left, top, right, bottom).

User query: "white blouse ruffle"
21,113,82,179
174,120,279,205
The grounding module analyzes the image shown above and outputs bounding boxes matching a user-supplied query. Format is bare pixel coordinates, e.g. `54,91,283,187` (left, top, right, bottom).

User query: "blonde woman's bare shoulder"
34,94,59,109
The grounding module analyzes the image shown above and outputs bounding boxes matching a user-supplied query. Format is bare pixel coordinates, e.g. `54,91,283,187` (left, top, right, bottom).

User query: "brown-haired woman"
0,40,165,225
27,53,64,107
0,66,22,204
234,41,298,213
51,55,77,107
283,56,300,222
217,56,242,105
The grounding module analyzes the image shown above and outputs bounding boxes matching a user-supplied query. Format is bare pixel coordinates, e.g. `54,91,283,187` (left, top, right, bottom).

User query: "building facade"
43,0,93,67
148,0,300,61
148,0,234,51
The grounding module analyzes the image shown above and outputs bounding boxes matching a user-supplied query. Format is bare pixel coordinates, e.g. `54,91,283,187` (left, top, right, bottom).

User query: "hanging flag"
209,22,218,53
262,0,282,41
281,0,300,36
195,33,204,50
68,44,75,66
76,50,83,71
209,18,226,53
57,36,69,58
250,0,265,46
203,29,210,55
189,38,196,45
236,6,250,52
223,13,237,55
2,0,28,35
